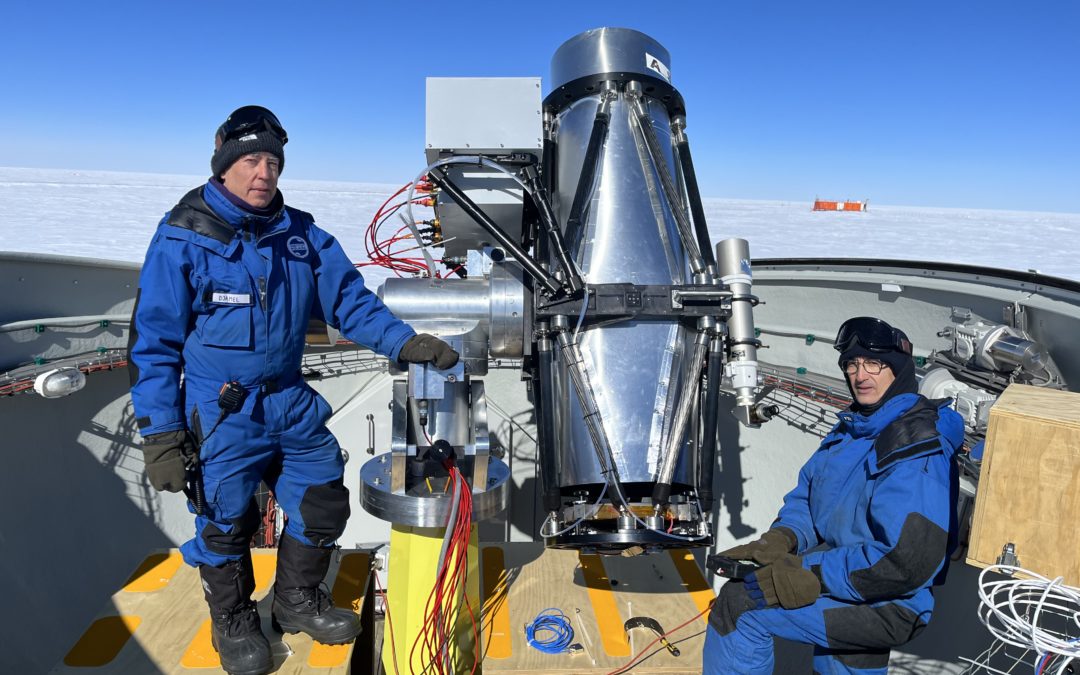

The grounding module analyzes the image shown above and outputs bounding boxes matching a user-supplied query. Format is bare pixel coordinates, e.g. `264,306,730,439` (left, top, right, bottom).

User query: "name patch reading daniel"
211,292,252,305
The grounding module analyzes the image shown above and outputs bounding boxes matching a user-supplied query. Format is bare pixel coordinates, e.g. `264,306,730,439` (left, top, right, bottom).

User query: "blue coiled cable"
525,608,575,654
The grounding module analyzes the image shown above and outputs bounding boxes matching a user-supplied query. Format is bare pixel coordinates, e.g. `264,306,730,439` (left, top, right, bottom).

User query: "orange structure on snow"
813,199,868,212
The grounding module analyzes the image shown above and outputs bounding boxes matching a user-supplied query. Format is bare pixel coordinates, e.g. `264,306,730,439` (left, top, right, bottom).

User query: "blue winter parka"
129,180,415,436
774,393,964,615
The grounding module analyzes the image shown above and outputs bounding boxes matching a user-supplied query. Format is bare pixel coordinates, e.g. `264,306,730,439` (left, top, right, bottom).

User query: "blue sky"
2,1,1077,212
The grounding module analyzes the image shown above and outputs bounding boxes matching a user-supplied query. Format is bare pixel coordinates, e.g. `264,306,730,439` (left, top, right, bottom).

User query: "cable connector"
996,542,1020,568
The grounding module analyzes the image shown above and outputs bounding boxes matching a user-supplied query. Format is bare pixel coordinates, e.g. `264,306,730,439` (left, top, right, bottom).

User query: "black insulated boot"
200,556,273,675
271,535,361,644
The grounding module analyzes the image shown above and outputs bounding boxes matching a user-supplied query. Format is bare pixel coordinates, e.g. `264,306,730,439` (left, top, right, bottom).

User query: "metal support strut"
427,168,564,297
552,315,630,511
672,115,717,273
697,333,724,512
563,82,616,251
626,81,708,278
652,320,711,507
520,164,584,294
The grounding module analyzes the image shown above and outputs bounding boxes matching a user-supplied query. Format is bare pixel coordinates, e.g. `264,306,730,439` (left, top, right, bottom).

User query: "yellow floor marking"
123,552,182,592
579,553,631,657
331,552,370,611
180,618,221,669
308,552,369,667
63,615,141,667
252,553,277,592
480,546,512,659
668,548,716,619
307,642,350,668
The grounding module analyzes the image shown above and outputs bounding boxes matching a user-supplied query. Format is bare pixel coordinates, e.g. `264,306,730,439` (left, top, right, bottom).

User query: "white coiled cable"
976,564,1080,673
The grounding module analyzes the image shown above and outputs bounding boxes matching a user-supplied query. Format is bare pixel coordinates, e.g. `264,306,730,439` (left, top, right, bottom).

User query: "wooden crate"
967,384,1080,585
53,548,374,674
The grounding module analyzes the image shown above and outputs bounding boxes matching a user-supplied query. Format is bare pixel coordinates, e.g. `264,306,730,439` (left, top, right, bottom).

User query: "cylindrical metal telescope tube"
542,28,710,549
717,238,758,411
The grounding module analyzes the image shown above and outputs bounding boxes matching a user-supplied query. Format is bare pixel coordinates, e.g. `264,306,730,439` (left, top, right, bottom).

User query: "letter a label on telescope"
645,52,670,81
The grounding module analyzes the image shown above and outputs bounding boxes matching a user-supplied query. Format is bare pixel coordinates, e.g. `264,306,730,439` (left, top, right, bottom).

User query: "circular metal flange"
359,453,511,527
548,531,708,552
546,529,713,553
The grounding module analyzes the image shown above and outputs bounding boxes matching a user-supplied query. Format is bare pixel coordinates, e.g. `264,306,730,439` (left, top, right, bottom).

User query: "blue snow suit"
129,179,415,567
704,393,964,674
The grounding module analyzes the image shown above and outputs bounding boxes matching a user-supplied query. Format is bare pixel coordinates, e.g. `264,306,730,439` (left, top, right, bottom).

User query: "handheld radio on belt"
185,381,247,515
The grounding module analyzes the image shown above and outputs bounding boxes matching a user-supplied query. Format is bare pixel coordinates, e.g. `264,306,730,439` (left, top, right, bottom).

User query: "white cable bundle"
976,564,1080,673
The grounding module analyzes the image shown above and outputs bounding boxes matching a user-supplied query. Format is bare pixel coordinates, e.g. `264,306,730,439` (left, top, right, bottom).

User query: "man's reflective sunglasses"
834,316,912,355
217,106,288,145
841,358,890,375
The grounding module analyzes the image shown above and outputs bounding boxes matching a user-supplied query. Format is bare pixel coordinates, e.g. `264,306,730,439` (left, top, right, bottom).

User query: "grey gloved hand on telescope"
398,334,460,369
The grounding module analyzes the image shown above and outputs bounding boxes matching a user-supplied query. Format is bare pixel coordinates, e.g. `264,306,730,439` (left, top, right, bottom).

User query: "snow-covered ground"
2,167,1077,284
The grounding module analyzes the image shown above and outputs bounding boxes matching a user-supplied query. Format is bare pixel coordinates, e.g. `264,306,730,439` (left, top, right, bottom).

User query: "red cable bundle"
359,180,444,278
262,493,278,547
408,465,479,675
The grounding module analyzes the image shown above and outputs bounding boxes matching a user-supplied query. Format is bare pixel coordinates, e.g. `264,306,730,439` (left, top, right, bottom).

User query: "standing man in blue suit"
129,106,457,675
703,317,964,674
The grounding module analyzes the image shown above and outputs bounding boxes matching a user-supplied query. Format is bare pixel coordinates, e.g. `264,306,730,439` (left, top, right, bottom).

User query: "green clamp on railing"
97,347,108,355
99,319,110,328
805,334,816,346
754,327,761,338
34,324,45,334
796,367,807,375
915,356,927,367
34,357,46,366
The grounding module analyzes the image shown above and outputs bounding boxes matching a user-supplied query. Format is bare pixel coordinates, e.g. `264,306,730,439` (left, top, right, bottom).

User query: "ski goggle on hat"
216,105,288,146
833,316,913,355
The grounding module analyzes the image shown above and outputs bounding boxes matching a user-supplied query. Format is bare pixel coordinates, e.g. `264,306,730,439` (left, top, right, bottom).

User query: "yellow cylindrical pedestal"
383,524,481,674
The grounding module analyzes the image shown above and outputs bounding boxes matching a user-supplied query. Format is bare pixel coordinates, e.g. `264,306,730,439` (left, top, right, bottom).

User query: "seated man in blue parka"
129,106,457,675
703,317,964,675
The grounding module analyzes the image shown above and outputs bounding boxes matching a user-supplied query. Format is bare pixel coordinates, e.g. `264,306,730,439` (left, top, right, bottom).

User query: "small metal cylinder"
717,238,758,409
380,277,487,324
379,271,526,360
987,334,1048,372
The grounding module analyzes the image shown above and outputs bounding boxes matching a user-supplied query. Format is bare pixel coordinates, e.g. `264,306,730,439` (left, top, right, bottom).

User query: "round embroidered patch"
286,236,310,258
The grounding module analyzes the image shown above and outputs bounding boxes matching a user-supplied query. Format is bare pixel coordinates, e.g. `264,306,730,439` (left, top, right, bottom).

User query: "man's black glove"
746,554,821,609
399,334,460,369
141,430,196,493
717,527,798,565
